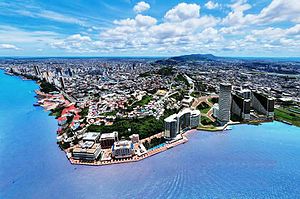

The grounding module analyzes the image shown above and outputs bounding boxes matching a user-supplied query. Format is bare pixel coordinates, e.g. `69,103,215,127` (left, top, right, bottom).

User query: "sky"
0,0,299,57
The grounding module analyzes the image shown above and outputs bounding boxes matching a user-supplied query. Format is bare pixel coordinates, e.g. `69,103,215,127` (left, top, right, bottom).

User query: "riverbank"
2,68,300,199
2,69,194,166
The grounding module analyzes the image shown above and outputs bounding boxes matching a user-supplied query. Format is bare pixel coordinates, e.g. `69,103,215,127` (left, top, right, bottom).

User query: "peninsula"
1,55,299,166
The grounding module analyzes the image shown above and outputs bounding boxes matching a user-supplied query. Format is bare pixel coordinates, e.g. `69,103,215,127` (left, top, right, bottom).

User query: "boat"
224,126,232,131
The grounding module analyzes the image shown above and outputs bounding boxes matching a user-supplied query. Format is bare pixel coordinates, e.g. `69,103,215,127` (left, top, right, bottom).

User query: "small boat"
224,126,232,131
33,103,40,107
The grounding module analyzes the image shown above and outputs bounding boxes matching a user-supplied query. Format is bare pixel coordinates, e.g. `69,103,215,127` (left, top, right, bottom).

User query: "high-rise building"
251,91,275,117
178,109,191,130
67,68,73,77
164,108,200,139
218,83,232,123
59,76,65,90
231,93,251,120
164,114,178,139
190,110,201,128
236,89,251,99
33,66,41,77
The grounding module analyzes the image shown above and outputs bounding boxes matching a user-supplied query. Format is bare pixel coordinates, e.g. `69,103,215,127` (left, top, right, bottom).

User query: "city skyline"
0,0,300,57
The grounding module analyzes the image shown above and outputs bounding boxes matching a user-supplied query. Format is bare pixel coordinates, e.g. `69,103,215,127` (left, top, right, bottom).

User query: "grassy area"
197,102,211,114
49,106,64,118
87,116,164,139
139,71,151,77
174,74,190,87
131,95,153,108
171,91,184,101
201,116,214,125
274,106,300,127
208,98,218,104
39,81,58,93
100,110,118,116
191,91,200,98
87,108,178,139
79,107,89,118
156,67,174,76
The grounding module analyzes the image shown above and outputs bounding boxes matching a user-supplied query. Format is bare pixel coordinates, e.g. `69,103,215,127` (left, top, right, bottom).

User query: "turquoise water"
1,69,300,198
148,143,165,151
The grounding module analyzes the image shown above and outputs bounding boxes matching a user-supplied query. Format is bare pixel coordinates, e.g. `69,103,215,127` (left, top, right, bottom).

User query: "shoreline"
1,68,291,167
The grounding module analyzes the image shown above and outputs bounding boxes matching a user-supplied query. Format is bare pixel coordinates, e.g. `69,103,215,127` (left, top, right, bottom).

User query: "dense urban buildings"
0,54,298,164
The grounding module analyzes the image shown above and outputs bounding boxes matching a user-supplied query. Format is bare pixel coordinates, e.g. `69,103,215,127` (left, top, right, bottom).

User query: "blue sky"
0,0,299,57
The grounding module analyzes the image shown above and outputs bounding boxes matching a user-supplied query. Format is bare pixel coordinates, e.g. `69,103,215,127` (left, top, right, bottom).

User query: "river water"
1,69,300,199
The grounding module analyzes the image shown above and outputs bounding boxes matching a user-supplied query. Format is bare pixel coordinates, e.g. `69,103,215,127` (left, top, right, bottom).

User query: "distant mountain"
154,54,230,65
170,54,220,61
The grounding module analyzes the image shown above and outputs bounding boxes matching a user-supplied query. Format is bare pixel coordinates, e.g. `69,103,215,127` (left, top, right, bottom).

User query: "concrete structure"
231,93,251,120
212,104,219,118
251,91,275,117
218,83,232,123
190,110,201,128
129,134,140,144
72,142,101,161
182,96,194,107
164,108,200,139
164,114,178,139
33,65,41,77
178,109,191,130
83,132,101,143
99,132,118,149
59,76,65,90
236,89,251,99
112,140,134,159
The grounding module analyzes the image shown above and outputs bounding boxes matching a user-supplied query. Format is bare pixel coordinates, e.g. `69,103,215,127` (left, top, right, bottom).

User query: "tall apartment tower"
251,91,275,118
218,83,232,123
59,76,65,90
33,66,41,77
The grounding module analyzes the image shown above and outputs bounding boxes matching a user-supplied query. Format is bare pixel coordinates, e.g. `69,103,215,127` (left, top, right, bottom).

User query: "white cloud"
164,3,200,22
223,0,300,27
113,18,136,26
245,0,300,24
222,0,252,26
13,9,86,26
22,1,298,56
135,14,157,27
205,1,219,10
0,25,60,44
0,44,20,50
67,34,92,42
133,1,150,13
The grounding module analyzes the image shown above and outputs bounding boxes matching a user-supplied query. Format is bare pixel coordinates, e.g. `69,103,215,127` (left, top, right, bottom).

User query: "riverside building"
99,132,118,149
112,140,134,159
231,93,251,120
251,91,275,117
218,83,232,123
164,108,200,139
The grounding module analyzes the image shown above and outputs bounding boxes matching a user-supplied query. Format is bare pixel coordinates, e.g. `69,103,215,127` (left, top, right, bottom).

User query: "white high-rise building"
164,108,200,139
218,83,232,123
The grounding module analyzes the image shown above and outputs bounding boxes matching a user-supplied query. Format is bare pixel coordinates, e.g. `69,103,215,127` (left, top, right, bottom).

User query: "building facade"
112,140,134,159
251,91,275,117
218,83,232,123
231,93,251,120
100,131,118,149
164,108,200,139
